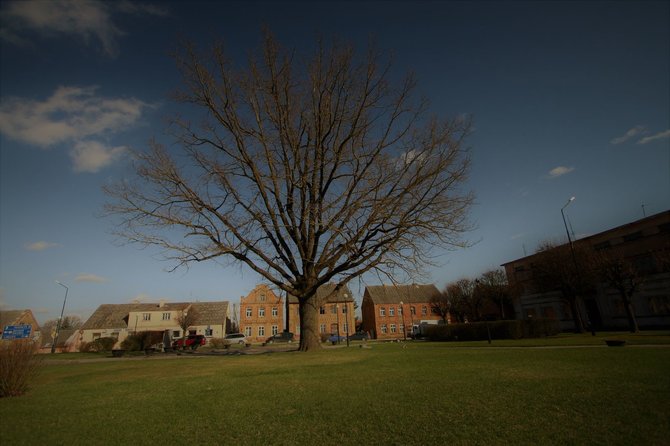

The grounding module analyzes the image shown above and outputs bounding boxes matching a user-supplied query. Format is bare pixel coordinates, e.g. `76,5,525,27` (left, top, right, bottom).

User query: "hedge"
423,318,560,342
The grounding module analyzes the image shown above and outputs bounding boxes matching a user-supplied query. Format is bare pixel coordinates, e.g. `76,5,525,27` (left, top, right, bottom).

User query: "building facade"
287,284,356,340
0,309,41,342
239,284,284,343
502,210,670,331
361,284,444,339
80,301,230,348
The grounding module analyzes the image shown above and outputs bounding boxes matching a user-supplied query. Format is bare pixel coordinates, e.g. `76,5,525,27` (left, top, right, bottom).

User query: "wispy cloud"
547,166,575,179
75,273,108,283
610,126,646,145
25,241,61,251
637,129,670,145
0,86,149,172
1,0,167,57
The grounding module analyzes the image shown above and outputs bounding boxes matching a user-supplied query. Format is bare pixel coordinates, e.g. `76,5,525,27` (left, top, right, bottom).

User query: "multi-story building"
502,210,670,331
360,284,444,339
239,284,284,343
80,301,230,347
287,284,356,340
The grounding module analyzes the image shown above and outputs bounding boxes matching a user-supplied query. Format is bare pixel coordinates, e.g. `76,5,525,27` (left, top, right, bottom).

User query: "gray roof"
0,309,39,330
81,302,228,330
288,283,355,304
364,284,441,305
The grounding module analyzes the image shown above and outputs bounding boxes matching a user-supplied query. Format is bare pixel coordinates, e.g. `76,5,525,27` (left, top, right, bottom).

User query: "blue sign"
2,324,32,340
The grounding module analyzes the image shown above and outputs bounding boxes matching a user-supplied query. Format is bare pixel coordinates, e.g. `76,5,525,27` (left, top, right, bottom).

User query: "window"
410,306,416,315
295,325,301,334
244,326,252,337
92,333,101,340
173,330,180,338
331,305,337,314
398,307,403,315
319,324,326,333
205,327,213,336
381,324,388,334
343,322,348,332
260,293,266,302
421,306,427,316
342,305,347,314
272,325,279,335
246,307,252,318
380,307,386,317
259,307,265,317
390,324,396,333
162,312,171,320
319,307,326,315
272,307,278,317
389,307,395,317
143,313,151,321
623,231,642,242
258,326,265,336
399,324,404,333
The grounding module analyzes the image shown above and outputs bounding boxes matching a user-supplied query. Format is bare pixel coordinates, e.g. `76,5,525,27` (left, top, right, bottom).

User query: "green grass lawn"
1,340,669,445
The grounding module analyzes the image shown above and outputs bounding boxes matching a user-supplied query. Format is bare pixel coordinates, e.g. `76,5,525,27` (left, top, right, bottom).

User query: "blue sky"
1,0,668,324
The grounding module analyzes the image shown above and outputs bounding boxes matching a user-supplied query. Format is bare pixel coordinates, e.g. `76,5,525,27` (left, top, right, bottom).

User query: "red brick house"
361,284,444,339
240,284,284,342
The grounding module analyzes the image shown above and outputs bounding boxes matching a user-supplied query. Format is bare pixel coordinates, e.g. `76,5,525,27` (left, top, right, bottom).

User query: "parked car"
224,333,248,345
265,332,294,344
172,334,206,350
328,334,347,343
348,331,370,341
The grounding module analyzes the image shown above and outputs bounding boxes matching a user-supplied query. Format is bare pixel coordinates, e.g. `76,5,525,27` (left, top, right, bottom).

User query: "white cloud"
71,140,126,173
610,126,646,145
547,166,575,179
25,241,61,251
0,86,147,147
1,0,167,57
637,129,670,145
75,273,108,283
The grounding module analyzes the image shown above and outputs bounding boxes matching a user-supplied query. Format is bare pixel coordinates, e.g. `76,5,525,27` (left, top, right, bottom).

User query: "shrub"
121,331,164,351
425,319,560,342
0,340,42,397
208,338,228,349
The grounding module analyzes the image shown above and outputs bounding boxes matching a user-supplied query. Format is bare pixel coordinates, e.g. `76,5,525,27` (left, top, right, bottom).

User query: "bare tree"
531,241,595,333
429,292,452,324
105,33,473,351
475,269,513,320
595,253,645,333
175,307,199,348
446,278,482,322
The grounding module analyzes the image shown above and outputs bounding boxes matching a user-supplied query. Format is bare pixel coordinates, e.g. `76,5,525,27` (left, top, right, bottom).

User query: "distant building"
502,210,670,331
239,284,284,343
361,284,444,339
80,301,230,347
287,284,356,340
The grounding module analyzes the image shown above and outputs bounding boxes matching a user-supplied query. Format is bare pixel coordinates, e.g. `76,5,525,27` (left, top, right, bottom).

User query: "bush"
424,319,560,342
80,337,117,353
0,340,42,397
208,338,228,349
121,331,164,351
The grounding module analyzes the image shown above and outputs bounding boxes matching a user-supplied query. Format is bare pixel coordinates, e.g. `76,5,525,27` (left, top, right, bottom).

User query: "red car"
172,334,206,350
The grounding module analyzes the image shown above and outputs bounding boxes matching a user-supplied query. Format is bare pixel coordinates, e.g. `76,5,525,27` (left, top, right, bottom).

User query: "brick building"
239,284,284,343
502,210,670,331
360,284,444,339
287,284,356,340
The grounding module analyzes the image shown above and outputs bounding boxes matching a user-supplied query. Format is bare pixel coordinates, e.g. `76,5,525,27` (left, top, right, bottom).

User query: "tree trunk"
623,294,639,333
298,297,322,352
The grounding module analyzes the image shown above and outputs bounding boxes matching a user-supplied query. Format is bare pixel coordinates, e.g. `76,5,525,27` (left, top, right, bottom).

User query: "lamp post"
399,301,406,341
336,304,341,344
344,300,350,347
561,197,586,333
51,281,69,354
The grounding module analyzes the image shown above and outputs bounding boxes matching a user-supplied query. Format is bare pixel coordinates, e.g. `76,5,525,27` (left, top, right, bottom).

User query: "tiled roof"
288,283,355,304
81,302,229,330
0,310,27,328
364,284,440,305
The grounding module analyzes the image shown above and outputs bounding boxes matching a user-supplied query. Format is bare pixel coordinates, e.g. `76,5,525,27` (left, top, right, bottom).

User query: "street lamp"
560,197,587,333
336,304,341,344
561,196,576,248
399,301,406,341
51,281,69,354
